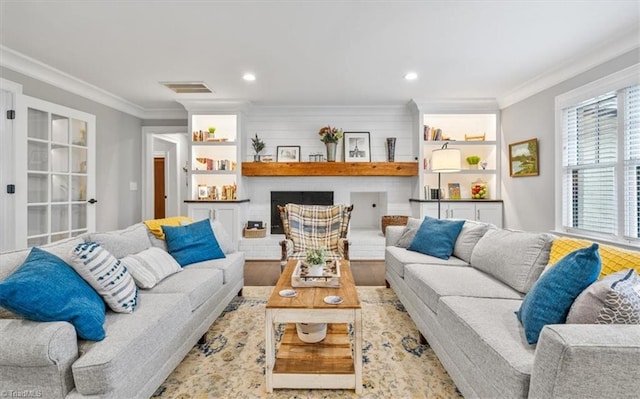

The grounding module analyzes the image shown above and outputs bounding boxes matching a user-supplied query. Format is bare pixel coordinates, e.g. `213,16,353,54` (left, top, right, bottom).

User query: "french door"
15,96,96,248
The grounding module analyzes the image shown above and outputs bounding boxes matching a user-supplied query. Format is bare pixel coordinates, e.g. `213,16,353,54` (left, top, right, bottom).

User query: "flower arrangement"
305,247,327,265
318,125,343,144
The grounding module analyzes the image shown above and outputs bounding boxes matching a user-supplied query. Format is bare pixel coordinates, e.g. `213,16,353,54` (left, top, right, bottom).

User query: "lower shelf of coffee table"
273,323,355,375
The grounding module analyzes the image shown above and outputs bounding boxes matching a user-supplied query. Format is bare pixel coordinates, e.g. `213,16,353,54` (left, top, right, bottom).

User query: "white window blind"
624,85,640,239
560,82,640,243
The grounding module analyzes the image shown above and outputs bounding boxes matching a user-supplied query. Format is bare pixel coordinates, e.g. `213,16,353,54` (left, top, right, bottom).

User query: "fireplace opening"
270,191,334,234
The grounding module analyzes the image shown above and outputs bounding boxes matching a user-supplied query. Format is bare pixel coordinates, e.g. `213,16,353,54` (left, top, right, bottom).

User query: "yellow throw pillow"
549,237,640,278
143,216,193,240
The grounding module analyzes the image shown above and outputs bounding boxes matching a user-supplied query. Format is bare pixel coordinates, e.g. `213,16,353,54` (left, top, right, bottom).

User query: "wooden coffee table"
265,259,363,393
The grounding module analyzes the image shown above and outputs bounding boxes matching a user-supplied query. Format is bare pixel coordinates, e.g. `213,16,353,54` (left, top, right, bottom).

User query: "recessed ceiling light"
404,72,418,81
243,73,256,81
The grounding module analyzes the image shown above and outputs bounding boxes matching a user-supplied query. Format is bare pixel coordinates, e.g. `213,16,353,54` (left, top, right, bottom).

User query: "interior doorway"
141,126,188,221
153,157,166,219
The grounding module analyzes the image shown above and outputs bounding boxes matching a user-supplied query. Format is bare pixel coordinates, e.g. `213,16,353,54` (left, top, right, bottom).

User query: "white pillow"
120,247,182,289
70,242,139,313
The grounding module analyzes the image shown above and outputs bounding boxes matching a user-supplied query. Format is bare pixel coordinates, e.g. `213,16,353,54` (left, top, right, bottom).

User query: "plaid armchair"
277,204,353,268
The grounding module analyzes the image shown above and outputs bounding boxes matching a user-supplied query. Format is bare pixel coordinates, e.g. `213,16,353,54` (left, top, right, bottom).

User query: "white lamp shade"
431,148,461,172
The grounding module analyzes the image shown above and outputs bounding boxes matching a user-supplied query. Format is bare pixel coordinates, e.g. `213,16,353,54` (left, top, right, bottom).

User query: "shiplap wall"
241,105,416,229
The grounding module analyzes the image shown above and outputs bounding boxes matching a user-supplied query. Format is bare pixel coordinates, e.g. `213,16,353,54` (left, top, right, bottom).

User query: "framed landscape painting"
509,138,539,177
276,146,300,162
344,132,371,162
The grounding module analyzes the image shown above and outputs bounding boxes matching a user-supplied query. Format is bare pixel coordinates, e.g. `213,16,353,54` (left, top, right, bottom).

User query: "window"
556,65,640,246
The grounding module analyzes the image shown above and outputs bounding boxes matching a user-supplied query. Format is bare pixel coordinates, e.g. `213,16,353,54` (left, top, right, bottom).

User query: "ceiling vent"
160,81,213,94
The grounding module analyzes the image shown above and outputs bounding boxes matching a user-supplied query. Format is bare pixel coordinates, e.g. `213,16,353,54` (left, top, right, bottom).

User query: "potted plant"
207,126,216,140
466,155,481,169
305,247,327,276
251,133,265,161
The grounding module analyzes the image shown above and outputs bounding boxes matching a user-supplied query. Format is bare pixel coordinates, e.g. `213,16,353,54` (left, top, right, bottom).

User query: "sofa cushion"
567,268,640,324
453,220,492,263
88,223,152,259
404,263,523,314
70,242,139,314
396,217,422,248
187,251,244,284
438,296,535,398
0,247,106,341
163,218,225,266
471,228,554,294
120,247,182,289
548,237,640,278
517,244,602,344
149,268,223,311
72,293,191,395
408,217,465,259
143,216,193,240
385,246,469,279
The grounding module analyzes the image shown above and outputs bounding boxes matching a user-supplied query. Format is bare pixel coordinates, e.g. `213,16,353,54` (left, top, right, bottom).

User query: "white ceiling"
1,1,639,117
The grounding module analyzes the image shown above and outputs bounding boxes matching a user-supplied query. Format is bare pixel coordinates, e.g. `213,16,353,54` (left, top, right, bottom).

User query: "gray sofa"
385,219,640,399
0,222,244,399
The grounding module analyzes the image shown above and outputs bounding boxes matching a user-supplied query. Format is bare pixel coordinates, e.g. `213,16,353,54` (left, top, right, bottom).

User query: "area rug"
153,286,462,398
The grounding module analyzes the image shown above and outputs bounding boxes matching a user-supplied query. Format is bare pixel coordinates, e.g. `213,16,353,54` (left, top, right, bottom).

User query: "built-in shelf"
241,162,418,177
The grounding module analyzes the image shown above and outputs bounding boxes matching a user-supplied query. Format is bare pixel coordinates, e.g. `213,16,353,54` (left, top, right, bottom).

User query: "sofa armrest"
338,238,350,260
0,319,77,396
385,226,405,247
530,324,640,399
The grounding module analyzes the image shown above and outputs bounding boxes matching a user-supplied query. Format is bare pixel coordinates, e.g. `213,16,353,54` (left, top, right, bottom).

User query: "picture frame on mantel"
344,132,371,162
276,146,301,162
509,138,539,177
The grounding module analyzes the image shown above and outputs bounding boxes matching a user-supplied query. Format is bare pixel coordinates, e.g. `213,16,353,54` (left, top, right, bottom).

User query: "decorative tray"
291,260,341,288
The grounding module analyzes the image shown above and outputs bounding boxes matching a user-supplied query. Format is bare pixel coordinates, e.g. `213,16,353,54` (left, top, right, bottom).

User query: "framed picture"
197,185,209,200
509,138,539,177
448,183,461,199
344,132,371,162
276,146,300,162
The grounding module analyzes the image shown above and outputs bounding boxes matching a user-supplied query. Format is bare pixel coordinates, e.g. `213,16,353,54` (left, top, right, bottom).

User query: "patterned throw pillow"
121,247,182,289
516,244,602,345
0,247,106,340
70,242,138,313
567,269,640,324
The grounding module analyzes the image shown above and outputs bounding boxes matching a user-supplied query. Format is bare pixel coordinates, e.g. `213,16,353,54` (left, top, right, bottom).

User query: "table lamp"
431,142,461,218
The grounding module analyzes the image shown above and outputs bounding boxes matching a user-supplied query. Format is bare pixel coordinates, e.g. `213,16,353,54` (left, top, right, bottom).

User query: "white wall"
500,49,640,232
0,67,143,231
242,105,416,226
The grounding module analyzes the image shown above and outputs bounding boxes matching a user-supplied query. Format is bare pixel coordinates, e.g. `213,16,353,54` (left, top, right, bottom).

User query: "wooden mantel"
241,161,418,177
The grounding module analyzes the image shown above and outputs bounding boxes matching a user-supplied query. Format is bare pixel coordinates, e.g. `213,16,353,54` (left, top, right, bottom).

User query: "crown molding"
0,46,152,118
498,27,640,109
409,98,499,113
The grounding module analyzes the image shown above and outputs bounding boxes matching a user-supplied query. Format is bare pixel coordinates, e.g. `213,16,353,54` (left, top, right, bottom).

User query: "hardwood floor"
244,260,386,286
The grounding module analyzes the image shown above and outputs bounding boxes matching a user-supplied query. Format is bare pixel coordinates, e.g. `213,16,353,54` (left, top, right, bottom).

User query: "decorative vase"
468,164,479,170
386,137,396,162
253,154,261,162
325,142,337,162
307,263,325,276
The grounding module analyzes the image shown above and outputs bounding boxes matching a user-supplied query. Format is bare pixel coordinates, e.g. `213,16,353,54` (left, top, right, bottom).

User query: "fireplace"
270,191,334,234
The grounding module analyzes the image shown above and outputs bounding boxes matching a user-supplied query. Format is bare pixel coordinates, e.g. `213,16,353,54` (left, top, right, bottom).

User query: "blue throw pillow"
162,218,225,266
516,243,602,345
407,216,465,259
0,247,106,341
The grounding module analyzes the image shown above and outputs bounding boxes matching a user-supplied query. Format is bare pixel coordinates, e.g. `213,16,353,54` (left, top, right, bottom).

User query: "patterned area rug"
154,286,462,398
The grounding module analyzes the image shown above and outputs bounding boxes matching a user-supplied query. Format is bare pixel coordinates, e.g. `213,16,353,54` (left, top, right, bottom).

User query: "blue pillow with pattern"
162,218,225,266
516,243,602,344
408,216,465,259
0,247,106,340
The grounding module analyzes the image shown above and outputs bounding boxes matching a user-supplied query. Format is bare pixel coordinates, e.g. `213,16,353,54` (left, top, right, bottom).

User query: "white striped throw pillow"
70,242,138,313
120,247,182,289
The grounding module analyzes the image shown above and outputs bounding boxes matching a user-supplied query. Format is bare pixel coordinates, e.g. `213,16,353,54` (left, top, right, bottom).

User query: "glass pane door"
23,97,95,247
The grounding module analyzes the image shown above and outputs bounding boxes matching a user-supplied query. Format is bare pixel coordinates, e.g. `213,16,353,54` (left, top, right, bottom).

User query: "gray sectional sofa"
0,222,244,399
385,219,640,399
